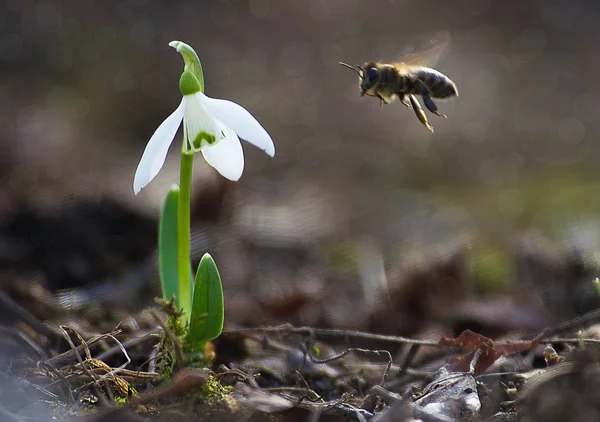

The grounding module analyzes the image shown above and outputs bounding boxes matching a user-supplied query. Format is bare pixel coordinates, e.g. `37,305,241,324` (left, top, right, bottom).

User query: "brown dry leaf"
439,329,548,375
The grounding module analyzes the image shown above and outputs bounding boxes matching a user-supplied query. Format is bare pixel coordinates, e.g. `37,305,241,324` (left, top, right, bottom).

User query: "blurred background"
2,0,600,338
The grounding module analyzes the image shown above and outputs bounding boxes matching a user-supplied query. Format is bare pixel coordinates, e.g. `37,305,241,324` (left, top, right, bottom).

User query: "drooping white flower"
133,43,275,195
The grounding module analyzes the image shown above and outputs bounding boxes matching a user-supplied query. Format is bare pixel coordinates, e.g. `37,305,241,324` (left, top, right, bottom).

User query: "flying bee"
340,37,458,132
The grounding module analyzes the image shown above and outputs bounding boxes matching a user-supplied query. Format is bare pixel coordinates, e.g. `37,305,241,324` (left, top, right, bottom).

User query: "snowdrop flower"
133,41,275,194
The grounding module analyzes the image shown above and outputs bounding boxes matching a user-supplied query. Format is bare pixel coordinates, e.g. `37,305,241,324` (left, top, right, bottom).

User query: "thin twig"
222,325,439,346
540,337,600,345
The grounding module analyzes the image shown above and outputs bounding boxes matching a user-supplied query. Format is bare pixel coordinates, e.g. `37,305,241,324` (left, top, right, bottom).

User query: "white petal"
133,98,186,194
201,123,244,181
184,92,222,151
201,94,275,157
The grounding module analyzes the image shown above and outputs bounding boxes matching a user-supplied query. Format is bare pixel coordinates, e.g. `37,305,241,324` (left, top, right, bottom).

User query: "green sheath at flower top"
169,41,205,93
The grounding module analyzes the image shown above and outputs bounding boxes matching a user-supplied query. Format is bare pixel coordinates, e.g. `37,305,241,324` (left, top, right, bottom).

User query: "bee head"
340,61,380,96
360,62,380,96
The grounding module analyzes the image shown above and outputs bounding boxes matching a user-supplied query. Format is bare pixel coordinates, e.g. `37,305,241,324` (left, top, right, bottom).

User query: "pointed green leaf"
159,185,181,305
186,253,224,346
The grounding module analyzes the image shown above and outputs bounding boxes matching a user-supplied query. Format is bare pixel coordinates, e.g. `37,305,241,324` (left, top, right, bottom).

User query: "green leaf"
186,253,224,346
159,185,181,305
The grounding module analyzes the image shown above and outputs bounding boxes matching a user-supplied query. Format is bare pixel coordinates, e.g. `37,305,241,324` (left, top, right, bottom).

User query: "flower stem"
178,148,194,322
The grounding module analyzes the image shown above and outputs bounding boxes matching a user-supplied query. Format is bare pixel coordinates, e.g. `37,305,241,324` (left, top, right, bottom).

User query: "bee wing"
393,31,452,69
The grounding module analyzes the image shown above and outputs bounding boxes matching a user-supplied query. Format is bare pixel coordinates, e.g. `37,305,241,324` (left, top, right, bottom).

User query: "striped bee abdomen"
413,68,458,99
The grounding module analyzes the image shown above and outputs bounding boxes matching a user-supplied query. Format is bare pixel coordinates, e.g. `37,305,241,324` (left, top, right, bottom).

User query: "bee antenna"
339,62,363,78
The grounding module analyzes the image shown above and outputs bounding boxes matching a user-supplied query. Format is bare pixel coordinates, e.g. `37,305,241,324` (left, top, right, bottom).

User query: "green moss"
201,375,232,403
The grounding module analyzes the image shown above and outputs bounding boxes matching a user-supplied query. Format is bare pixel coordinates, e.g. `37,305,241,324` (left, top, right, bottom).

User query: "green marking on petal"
192,131,217,150
179,71,201,96
169,41,205,93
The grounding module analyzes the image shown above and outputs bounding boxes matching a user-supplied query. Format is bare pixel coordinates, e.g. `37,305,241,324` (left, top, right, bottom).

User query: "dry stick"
222,325,439,347
540,337,600,345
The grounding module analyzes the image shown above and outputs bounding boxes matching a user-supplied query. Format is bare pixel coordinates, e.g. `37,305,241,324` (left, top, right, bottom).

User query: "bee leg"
399,94,410,108
377,94,386,108
409,95,434,133
416,79,447,118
